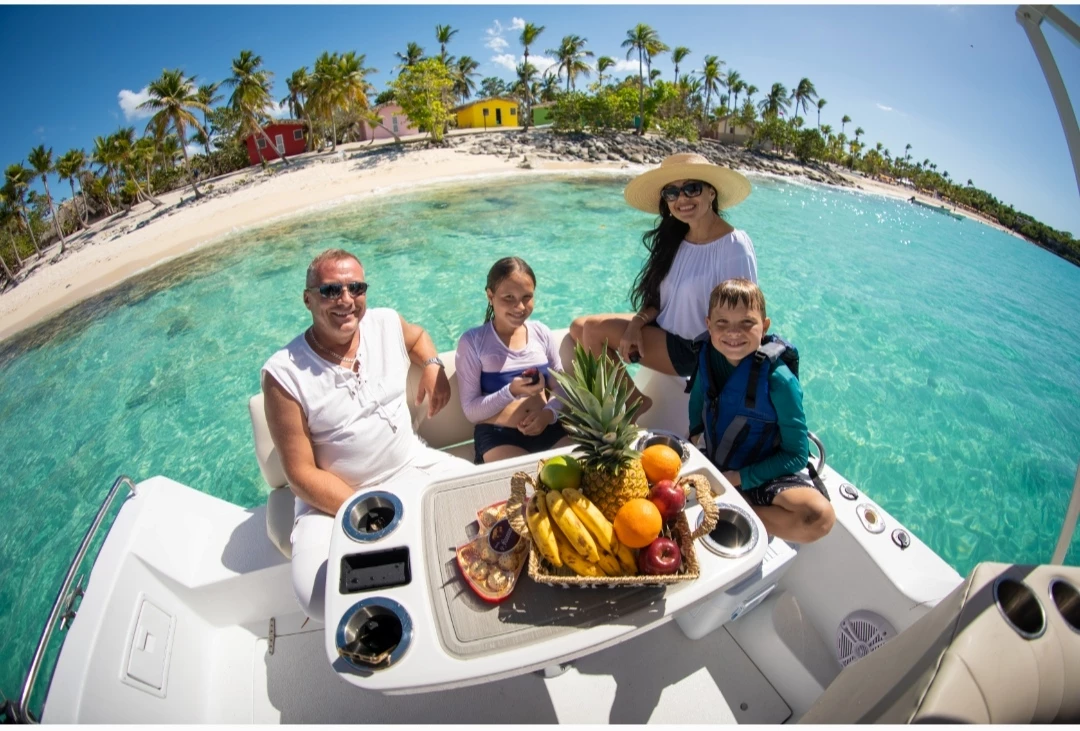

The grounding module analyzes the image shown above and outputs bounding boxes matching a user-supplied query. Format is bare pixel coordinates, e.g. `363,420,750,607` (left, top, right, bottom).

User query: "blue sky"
2,3,1078,235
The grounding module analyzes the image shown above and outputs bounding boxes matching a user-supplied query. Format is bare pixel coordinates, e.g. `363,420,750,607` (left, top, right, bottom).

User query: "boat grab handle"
808,431,827,474
15,475,138,724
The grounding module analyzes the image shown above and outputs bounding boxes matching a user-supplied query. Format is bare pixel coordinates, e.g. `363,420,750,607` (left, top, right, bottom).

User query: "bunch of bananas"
526,486,638,578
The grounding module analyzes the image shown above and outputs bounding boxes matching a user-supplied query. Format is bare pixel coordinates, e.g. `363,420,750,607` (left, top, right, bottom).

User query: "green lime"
540,455,582,491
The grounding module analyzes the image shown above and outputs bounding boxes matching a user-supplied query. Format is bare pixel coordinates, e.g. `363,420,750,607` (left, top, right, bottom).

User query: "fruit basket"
507,469,719,589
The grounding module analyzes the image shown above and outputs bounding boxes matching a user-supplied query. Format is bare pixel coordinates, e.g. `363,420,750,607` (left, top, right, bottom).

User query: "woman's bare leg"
571,314,682,418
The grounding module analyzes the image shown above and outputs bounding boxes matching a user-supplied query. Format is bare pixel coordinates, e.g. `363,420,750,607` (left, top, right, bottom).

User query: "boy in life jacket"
689,279,835,543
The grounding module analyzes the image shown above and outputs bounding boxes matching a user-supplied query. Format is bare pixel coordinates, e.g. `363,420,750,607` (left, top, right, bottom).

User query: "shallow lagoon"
1,173,1078,698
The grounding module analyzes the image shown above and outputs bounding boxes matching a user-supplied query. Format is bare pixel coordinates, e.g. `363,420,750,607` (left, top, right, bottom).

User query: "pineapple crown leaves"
551,342,643,470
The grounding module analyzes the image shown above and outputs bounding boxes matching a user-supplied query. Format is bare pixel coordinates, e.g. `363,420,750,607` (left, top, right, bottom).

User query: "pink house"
364,103,420,140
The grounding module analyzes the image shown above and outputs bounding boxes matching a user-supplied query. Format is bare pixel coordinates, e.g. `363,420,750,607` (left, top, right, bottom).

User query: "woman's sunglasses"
307,281,369,300
660,180,705,202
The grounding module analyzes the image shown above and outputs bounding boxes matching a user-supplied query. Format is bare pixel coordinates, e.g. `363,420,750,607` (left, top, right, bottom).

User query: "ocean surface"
1,173,1078,705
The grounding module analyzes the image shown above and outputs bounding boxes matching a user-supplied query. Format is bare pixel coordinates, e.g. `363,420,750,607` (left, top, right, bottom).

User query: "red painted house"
244,120,307,165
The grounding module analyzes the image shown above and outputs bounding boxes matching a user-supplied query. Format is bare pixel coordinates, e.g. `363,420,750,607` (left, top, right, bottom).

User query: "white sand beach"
0,135,1022,344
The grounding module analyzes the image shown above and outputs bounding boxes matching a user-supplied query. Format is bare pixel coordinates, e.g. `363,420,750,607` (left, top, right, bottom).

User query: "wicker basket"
506,465,719,589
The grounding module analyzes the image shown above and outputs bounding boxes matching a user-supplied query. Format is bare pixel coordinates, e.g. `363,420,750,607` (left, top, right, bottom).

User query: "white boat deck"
255,614,790,724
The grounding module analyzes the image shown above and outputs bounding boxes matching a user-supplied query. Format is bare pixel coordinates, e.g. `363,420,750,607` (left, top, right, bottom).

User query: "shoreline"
0,134,1027,344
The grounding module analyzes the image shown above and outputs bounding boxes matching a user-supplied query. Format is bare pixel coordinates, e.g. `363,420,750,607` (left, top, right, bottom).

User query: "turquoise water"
1,173,1078,702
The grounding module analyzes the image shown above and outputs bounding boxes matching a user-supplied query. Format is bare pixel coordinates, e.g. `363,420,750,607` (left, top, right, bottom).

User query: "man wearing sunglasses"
261,248,470,622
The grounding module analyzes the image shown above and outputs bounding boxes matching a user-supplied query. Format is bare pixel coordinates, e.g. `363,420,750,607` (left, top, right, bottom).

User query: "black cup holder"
697,504,758,559
1049,579,1080,634
343,491,403,543
635,430,690,464
336,598,412,671
993,578,1046,640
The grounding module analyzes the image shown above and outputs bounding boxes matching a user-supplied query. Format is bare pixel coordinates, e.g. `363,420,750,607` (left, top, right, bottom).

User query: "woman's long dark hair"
629,186,723,312
484,256,536,323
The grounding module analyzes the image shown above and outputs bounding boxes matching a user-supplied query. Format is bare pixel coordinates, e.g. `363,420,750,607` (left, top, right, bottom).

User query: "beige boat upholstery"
799,562,1080,723
249,328,586,558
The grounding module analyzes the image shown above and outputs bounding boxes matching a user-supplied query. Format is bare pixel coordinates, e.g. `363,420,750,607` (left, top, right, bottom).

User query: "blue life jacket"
695,334,800,472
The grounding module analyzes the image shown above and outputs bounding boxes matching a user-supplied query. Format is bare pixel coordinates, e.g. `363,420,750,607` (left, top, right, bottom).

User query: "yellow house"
454,97,520,129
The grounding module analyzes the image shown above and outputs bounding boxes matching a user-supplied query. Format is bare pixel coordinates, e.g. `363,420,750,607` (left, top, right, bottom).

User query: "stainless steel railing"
14,475,138,724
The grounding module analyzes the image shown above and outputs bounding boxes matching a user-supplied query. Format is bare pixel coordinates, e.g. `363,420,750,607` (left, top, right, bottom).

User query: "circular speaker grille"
836,610,896,668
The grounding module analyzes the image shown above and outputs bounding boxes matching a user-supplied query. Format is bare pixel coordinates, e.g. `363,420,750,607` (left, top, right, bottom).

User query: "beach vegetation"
435,25,458,65
391,58,455,144
395,42,425,72
27,146,67,253
548,35,594,93
141,68,210,199
452,56,480,105
622,23,666,135
479,77,508,100
226,51,292,167
518,22,546,130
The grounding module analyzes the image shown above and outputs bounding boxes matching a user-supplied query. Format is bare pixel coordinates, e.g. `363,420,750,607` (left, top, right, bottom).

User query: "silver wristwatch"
423,356,445,369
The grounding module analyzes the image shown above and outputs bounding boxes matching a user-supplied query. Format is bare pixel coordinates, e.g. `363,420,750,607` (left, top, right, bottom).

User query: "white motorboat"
5,327,1078,724
6,6,1080,722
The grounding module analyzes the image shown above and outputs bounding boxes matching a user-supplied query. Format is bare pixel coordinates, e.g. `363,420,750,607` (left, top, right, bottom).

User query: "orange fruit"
613,499,663,549
641,444,682,484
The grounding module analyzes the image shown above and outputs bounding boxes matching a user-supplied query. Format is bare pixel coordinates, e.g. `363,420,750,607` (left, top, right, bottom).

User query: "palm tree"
225,50,291,166
452,56,479,105
744,84,758,106
196,82,222,157
435,24,458,64
816,98,827,129
723,69,742,132
395,42,425,71
140,68,210,198
548,35,594,92
27,145,67,251
758,82,791,118
671,46,691,82
309,51,375,150
596,56,615,87
841,114,851,135
512,62,539,103
854,126,865,143
56,149,88,229
790,77,818,120
519,22,546,130
643,36,669,87
701,55,723,119
90,135,118,214
3,165,42,255
622,24,663,134
110,127,162,210
538,72,560,103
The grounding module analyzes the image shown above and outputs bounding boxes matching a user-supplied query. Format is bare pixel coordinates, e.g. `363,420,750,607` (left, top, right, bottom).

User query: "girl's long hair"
629,187,723,312
484,256,536,323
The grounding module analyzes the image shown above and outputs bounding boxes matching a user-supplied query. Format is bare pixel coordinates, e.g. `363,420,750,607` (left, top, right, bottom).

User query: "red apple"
637,537,682,575
649,479,686,524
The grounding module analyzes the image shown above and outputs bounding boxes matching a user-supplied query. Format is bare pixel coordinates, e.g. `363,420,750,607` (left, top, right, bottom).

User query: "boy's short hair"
306,249,362,288
708,278,767,320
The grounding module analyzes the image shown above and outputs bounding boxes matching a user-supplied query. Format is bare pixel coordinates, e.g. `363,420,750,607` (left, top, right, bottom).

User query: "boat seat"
799,562,1080,723
248,328,582,559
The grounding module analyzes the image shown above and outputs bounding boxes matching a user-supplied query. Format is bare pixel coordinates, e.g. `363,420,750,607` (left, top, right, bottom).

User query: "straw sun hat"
623,152,751,214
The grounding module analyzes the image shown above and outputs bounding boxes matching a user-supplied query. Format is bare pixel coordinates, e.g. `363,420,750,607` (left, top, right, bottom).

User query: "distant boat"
908,196,964,220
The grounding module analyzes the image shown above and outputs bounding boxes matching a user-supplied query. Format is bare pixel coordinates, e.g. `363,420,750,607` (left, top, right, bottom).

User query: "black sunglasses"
660,180,705,202
307,281,369,300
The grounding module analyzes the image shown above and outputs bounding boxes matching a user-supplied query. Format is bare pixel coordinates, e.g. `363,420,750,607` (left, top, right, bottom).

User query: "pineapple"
551,343,650,521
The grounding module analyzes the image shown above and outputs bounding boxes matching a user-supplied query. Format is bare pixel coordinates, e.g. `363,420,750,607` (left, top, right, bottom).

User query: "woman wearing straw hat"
570,152,757,414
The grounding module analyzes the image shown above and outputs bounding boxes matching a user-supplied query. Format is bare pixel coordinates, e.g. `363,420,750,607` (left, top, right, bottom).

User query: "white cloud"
265,100,291,119
510,17,525,30
876,103,894,112
491,53,518,71
531,55,559,75
118,86,153,121
611,58,640,73
487,36,508,52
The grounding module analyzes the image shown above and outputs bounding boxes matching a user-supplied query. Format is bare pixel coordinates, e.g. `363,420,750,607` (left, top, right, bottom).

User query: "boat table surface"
323,446,769,694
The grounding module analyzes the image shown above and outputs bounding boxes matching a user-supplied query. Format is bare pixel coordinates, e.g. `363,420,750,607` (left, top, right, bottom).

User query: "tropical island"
2,21,1077,339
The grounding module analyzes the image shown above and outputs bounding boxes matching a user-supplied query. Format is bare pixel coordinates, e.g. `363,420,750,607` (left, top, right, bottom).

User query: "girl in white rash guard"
570,152,757,417
455,257,570,463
